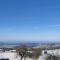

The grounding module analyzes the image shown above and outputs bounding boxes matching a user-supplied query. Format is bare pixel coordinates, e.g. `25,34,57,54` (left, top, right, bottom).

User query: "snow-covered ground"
0,51,46,60
0,49,60,60
0,51,17,60
42,49,60,56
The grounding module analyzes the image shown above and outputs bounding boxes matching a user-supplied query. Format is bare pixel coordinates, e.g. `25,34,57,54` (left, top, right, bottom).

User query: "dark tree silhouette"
33,48,42,60
16,44,28,60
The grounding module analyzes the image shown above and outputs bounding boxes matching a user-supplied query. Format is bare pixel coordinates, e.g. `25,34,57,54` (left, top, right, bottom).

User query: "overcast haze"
0,0,60,42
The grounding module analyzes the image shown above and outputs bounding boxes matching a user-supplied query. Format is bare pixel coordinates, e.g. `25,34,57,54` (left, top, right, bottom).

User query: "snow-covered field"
0,51,17,60
42,49,60,56
0,51,45,60
0,49,60,60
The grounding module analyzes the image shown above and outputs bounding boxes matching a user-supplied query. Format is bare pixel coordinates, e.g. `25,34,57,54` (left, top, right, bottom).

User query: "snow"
0,51,46,60
42,49,60,56
0,51,17,60
0,49,60,60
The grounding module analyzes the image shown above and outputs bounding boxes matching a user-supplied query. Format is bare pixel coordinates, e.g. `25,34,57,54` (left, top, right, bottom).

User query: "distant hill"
0,41,5,45
0,40,60,48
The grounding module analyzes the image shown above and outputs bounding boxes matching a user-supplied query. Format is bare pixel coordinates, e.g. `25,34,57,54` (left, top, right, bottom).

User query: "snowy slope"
0,49,60,60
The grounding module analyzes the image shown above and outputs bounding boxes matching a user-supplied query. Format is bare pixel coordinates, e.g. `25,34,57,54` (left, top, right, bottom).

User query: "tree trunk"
20,56,23,60
24,57,26,60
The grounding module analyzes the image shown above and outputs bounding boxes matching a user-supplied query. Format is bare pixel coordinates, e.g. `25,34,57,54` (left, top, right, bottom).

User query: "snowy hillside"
0,49,60,60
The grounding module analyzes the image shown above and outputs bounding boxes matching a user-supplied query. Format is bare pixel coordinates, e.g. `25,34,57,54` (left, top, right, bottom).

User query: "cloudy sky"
0,0,60,42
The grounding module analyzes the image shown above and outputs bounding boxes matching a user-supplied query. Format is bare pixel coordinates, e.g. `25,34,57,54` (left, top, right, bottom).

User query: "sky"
0,0,60,42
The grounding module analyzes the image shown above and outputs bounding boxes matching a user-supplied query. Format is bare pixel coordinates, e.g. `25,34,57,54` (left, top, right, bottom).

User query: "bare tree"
16,44,28,60
33,48,42,60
